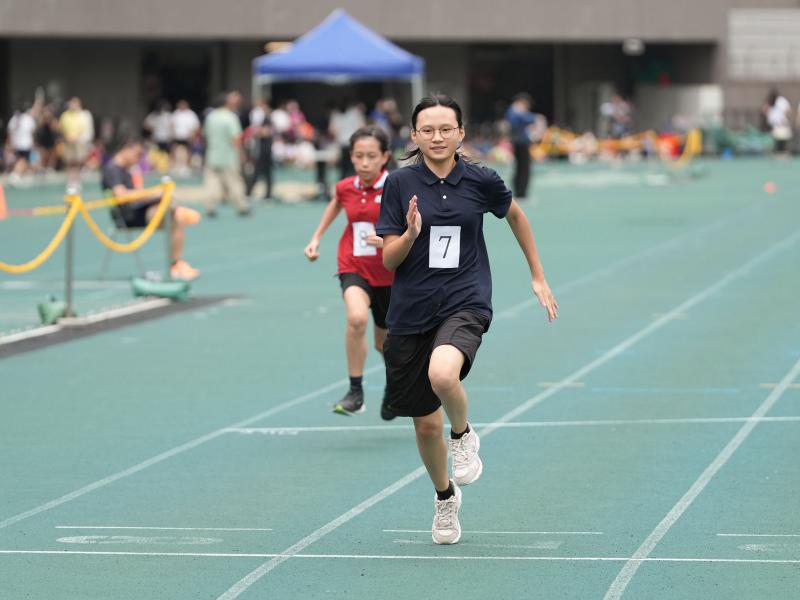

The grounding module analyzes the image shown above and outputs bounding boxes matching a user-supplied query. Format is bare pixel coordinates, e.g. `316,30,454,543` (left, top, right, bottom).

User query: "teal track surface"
1,159,799,599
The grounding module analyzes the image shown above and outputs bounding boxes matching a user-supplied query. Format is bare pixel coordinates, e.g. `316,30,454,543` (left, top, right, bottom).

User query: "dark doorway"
468,44,554,126
141,45,211,114
0,40,9,129
267,81,385,127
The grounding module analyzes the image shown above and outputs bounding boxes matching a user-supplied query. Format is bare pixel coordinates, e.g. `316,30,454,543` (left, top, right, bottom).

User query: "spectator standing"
203,91,250,217
171,100,200,176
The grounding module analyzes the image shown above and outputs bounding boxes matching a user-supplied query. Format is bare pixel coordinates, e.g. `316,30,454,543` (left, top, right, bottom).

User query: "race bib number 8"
352,221,377,257
429,225,461,268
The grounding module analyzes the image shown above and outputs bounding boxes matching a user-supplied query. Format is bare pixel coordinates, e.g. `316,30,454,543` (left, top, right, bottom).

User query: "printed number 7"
439,235,452,259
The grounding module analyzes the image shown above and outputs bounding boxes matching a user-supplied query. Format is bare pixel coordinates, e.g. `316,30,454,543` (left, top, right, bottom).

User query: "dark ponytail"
402,93,465,164
349,125,389,154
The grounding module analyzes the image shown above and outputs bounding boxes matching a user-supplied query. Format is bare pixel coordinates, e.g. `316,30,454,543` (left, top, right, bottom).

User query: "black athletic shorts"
338,272,391,329
112,200,159,229
382,310,490,418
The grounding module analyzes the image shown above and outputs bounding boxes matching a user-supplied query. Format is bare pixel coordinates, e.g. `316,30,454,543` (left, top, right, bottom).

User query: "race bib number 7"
429,225,461,268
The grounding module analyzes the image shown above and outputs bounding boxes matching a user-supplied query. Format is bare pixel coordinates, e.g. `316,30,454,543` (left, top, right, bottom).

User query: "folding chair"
98,206,146,279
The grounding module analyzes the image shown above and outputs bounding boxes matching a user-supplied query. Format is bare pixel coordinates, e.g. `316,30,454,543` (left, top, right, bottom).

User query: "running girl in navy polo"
377,95,558,545
304,126,395,416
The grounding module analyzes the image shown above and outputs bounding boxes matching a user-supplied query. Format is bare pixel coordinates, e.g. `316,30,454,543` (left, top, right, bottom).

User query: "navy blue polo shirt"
377,155,513,334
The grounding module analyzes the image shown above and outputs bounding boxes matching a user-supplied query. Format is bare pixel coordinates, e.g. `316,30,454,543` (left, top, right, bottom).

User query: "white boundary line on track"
55,526,272,532
216,227,800,599
0,298,171,345
223,416,800,435
0,550,798,564
602,354,800,600
0,363,383,531
392,539,565,550
384,529,602,535
0,324,61,345
717,533,800,538
0,206,759,529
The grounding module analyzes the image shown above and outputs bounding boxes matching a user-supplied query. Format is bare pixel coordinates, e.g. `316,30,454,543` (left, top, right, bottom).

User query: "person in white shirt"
270,103,292,140
170,99,200,176
7,103,38,184
329,100,366,179
763,89,792,154
144,100,173,152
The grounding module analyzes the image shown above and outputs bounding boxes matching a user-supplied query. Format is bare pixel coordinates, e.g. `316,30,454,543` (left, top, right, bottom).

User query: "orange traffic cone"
0,182,7,220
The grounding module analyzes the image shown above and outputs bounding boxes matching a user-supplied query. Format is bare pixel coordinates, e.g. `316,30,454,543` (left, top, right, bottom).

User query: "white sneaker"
449,426,482,486
432,483,462,545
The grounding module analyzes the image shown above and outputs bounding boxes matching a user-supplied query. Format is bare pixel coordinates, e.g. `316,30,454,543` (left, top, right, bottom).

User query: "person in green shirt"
203,91,250,217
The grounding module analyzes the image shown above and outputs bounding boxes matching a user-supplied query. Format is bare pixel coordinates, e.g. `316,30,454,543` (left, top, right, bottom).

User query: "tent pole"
410,74,424,114
251,74,259,103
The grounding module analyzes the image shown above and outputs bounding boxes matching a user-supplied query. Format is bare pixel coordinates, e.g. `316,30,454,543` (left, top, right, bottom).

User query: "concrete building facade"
1,0,799,131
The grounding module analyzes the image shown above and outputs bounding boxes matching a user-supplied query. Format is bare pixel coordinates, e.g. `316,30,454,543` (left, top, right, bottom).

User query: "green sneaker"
333,388,365,416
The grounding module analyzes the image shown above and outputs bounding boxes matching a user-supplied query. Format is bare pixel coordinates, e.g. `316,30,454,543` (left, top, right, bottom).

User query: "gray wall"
1,0,794,41
9,39,140,118
4,1,799,129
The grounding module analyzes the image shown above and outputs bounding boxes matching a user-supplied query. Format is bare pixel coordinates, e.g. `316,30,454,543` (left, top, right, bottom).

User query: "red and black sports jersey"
336,171,394,287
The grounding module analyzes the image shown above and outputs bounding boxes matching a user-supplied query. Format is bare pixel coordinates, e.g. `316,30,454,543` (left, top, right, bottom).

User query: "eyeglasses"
414,126,460,140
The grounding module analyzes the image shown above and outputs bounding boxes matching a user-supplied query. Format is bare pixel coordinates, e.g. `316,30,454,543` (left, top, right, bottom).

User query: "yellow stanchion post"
162,177,173,281
64,186,81,318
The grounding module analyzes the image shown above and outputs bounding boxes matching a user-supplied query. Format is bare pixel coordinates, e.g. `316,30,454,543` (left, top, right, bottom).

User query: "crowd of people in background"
4,86,799,195
0,91,411,199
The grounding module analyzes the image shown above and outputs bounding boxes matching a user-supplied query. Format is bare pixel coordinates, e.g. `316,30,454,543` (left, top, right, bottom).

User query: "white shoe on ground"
432,483,462,545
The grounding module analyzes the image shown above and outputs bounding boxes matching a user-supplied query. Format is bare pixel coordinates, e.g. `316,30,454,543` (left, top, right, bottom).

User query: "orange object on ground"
170,259,200,281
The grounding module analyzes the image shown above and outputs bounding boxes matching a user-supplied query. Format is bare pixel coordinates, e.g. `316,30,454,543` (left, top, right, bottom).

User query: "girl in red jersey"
304,126,395,417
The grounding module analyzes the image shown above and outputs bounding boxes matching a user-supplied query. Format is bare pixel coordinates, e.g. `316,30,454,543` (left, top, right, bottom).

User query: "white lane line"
759,383,800,390
56,535,222,546
224,416,800,435
738,543,799,552
383,529,603,535
0,364,383,531
216,468,427,600
603,354,800,600
538,381,585,388
718,533,800,538
1,550,799,564
393,539,563,550
217,228,800,599
55,526,273,532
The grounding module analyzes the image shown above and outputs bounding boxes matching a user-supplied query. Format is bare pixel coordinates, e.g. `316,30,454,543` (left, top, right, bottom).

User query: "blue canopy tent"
252,9,425,111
